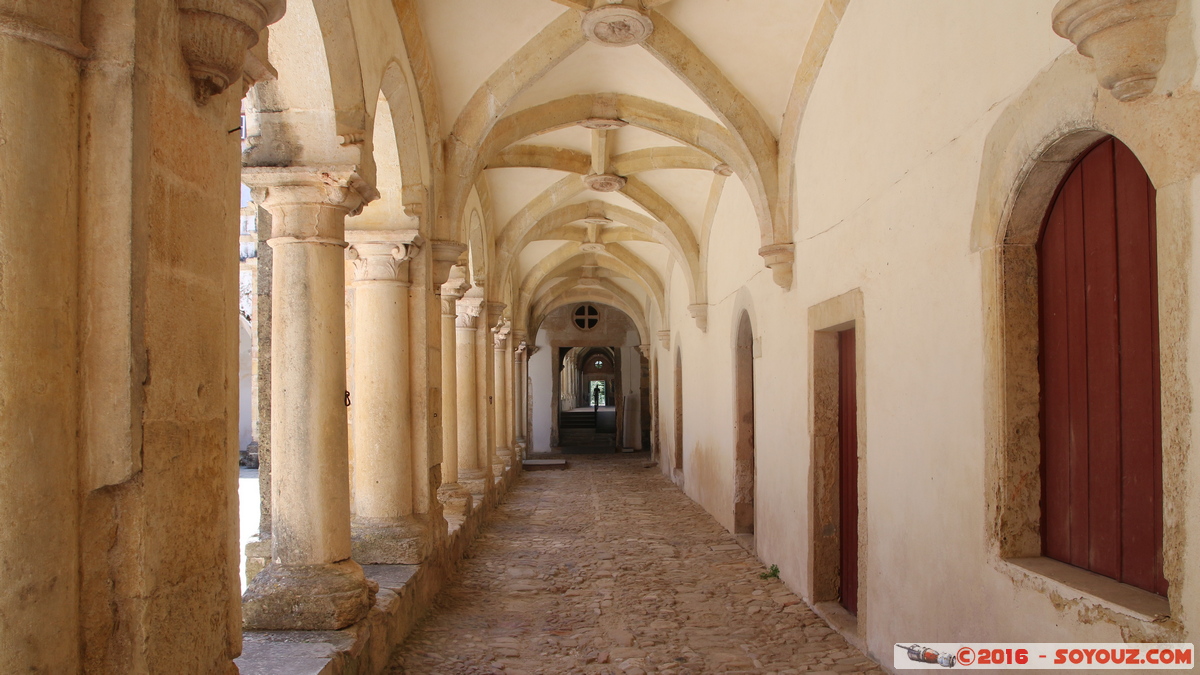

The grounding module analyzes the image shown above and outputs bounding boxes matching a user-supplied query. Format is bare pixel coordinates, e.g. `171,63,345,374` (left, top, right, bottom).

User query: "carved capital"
244,166,379,241
1052,0,1177,101
440,266,470,315
456,291,485,329
758,242,795,290
345,230,421,284
485,301,508,321
687,304,708,333
430,240,468,287
657,330,671,351
493,317,512,348
638,344,651,360
176,0,286,104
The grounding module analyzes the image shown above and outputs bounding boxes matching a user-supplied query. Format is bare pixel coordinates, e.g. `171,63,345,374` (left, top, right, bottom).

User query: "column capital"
243,166,380,241
484,301,507,321
176,0,286,103
493,316,512,349
440,265,470,316
456,294,484,329
657,329,671,351
430,240,469,287
344,230,421,284
638,344,651,359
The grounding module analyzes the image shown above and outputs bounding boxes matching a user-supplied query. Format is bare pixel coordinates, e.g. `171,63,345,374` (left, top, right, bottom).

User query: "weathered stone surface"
243,561,378,631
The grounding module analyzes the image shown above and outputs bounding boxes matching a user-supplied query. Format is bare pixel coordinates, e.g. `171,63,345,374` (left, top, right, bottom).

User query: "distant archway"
733,312,755,535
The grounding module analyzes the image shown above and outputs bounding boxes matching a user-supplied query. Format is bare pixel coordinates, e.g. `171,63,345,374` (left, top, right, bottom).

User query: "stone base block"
437,482,473,517
244,536,272,585
242,560,377,630
351,516,432,565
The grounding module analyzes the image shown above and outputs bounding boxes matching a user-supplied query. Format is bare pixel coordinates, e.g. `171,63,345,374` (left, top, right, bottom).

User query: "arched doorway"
733,313,755,536
1038,136,1164,595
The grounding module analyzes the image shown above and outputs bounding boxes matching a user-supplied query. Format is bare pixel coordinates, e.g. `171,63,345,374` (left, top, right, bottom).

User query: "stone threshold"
235,461,521,675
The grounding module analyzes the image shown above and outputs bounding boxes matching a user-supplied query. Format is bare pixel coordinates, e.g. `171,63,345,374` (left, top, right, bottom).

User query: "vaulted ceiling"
246,0,843,341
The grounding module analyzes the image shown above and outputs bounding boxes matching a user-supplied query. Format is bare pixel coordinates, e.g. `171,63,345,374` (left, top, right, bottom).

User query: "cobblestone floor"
387,454,883,675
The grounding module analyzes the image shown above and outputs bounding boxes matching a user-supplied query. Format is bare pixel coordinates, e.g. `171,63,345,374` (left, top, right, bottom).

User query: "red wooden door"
838,328,859,614
1039,137,1165,596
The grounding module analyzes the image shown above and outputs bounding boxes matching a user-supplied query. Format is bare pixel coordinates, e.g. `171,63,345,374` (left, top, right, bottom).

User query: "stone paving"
387,454,884,675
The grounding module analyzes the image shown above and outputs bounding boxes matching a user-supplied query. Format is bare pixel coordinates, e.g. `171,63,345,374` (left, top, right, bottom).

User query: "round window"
573,304,599,330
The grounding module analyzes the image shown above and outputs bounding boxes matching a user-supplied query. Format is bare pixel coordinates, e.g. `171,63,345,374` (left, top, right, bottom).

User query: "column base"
244,535,272,585
351,515,432,564
437,482,473,516
460,469,489,499
242,559,377,630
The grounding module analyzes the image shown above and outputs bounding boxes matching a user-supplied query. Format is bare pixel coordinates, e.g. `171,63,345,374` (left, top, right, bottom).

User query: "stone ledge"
235,461,521,675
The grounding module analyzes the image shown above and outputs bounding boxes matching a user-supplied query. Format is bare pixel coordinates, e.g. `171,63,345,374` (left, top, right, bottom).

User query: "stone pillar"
458,289,487,496
479,302,501,484
505,332,516,459
241,167,376,630
493,317,513,470
0,6,83,670
514,337,529,453
345,230,429,564
438,266,472,515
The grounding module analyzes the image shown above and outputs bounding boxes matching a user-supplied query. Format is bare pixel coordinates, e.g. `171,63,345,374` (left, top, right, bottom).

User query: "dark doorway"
838,328,858,615
734,313,755,535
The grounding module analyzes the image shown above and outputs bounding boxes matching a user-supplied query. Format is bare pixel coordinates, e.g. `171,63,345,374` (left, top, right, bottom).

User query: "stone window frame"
977,120,1191,633
806,288,867,642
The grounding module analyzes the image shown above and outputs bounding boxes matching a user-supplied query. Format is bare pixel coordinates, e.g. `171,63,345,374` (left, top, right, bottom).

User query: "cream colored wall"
529,341,553,454
655,0,1200,664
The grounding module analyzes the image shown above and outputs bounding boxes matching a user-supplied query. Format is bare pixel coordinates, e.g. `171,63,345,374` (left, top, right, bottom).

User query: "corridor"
387,456,882,674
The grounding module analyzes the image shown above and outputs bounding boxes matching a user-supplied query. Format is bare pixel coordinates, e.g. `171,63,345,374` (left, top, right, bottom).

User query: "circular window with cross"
573,304,600,331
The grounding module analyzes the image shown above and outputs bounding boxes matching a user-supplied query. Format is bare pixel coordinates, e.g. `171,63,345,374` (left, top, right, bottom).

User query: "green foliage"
759,564,780,580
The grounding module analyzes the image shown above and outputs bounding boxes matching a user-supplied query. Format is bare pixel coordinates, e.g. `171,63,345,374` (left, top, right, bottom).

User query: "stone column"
479,301,501,485
514,336,529,454
505,332,517,459
345,230,429,564
438,266,472,515
493,317,513,470
241,167,376,630
457,288,487,496
0,6,83,670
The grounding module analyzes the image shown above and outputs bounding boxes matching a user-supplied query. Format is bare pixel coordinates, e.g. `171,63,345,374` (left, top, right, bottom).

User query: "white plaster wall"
652,0,1198,663
530,333,553,454
238,317,254,454
619,344,642,449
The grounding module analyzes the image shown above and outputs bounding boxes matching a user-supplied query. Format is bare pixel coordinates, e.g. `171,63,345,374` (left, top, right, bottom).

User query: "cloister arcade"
3,0,1200,672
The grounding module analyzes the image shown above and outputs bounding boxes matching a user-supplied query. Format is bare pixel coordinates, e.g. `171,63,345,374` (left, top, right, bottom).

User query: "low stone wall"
236,461,521,675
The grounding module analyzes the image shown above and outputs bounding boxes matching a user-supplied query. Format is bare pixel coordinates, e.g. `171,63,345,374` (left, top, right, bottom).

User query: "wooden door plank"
838,328,858,615
1113,139,1159,591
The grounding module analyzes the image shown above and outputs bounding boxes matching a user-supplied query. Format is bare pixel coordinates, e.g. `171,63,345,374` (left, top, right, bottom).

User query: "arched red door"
1039,137,1165,596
